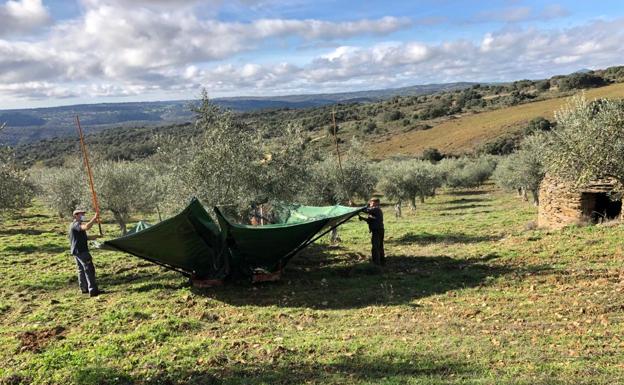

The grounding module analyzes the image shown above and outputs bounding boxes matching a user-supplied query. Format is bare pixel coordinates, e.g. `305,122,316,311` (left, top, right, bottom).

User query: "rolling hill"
0,82,475,146
371,82,624,158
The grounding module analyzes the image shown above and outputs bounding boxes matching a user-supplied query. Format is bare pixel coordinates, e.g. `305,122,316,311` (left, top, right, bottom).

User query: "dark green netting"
102,198,228,278
102,198,364,279
215,203,364,275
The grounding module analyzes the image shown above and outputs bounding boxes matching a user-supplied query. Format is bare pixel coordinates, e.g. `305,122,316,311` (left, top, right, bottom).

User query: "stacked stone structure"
538,176,622,229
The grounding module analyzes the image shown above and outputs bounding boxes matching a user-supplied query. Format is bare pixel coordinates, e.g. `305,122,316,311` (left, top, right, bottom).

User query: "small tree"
0,148,34,212
377,160,443,209
421,147,443,163
440,156,497,189
93,160,157,235
302,140,375,205
33,160,87,217
493,133,547,205
546,96,624,189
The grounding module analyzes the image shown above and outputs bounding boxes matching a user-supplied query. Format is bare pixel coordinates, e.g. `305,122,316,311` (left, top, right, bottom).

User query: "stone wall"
538,176,621,229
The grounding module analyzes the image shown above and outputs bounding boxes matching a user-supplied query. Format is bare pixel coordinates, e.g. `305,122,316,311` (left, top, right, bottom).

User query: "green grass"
1,186,623,384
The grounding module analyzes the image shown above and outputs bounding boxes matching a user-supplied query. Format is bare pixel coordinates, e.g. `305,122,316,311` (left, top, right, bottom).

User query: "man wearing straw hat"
359,197,385,266
69,209,101,297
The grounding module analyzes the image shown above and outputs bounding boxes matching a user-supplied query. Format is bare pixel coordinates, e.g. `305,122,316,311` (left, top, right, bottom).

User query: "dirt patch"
17,326,65,353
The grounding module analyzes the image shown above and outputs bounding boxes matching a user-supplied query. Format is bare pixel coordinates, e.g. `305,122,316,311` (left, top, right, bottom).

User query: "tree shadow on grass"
440,203,491,211
2,243,65,254
0,228,47,236
200,247,550,310
388,231,501,246
447,190,489,196
439,210,493,217
63,351,478,385
442,197,489,205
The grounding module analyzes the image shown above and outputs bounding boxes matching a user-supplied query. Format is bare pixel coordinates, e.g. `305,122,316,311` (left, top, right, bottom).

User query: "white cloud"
474,5,570,23
0,1,622,105
0,0,50,36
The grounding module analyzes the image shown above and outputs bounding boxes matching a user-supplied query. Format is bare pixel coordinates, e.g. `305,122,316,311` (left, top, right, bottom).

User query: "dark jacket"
364,207,384,231
69,221,89,255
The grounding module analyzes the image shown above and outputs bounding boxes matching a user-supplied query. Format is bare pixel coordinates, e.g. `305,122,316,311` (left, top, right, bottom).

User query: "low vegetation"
2,184,624,384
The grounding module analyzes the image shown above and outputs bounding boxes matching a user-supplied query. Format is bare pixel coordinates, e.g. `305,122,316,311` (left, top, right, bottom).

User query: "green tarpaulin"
102,199,229,278
102,198,364,279
215,204,364,275
127,220,152,235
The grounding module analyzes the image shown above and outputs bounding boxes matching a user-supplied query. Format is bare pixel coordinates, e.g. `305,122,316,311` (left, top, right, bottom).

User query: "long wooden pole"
331,109,350,203
75,115,103,236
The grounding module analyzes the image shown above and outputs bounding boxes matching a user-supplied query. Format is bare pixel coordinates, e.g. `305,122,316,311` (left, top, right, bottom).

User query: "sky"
1,0,623,109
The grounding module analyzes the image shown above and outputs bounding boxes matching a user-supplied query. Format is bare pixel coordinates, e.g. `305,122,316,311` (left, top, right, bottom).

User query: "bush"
478,134,521,156
421,148,444,163
382,110,404,122
558,73,606,91
536,80,551,92
523,117,553,135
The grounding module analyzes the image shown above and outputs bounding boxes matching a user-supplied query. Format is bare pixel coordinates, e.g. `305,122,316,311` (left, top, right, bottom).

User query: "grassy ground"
372,82,624,157
1,185,623,384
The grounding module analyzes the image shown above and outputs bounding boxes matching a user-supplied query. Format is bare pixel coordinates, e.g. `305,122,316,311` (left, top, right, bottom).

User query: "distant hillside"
371,82,624,158
0,82,475,145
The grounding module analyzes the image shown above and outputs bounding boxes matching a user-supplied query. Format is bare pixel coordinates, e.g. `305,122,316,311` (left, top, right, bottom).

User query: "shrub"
558,73,606,91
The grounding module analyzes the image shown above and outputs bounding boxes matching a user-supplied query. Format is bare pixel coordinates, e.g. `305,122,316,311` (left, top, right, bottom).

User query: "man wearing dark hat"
69,209,101,297
359,197,385,266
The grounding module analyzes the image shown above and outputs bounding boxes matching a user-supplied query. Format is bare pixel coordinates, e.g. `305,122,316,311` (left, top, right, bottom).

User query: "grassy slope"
372,82,624,157
1,186,623,384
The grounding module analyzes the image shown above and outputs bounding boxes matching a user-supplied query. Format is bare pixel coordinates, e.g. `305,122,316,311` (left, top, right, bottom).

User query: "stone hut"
538,175,623,229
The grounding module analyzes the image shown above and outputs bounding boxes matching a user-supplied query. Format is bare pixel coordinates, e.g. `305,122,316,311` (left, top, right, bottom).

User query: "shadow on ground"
0,228,48,236
440,203,491,211
193,246,548,310
388,231,501,245
441,197,489,205
14,351,478,385
447,190,489,196
2,243,65,254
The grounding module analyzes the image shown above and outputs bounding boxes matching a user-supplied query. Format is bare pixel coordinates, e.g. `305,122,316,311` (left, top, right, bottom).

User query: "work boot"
89,290,105,297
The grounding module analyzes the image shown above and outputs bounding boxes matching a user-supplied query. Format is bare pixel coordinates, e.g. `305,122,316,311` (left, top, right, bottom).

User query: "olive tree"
377,159,443,210
493,133,547,205
93,160,159,235
0,148,34,212
546,96,624,189
440,156,497,188
167,91,262,213
32,160,87,217
302,140,375,206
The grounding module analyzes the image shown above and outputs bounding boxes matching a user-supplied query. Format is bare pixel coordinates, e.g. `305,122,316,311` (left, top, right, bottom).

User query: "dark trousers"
74,251,98,294
371,229,385,265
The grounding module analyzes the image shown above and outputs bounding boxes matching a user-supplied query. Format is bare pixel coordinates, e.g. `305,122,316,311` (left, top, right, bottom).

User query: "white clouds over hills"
0,0,623,106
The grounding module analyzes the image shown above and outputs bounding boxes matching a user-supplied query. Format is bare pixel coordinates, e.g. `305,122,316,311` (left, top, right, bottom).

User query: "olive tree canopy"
546,96,624,190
